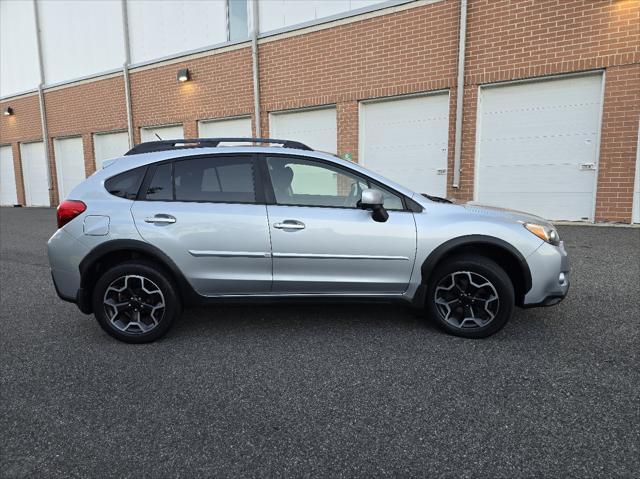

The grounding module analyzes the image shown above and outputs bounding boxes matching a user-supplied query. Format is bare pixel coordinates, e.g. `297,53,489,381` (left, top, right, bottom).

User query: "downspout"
251,0,261,138
32,0,53,198
452,0,467,189
121,0,134,148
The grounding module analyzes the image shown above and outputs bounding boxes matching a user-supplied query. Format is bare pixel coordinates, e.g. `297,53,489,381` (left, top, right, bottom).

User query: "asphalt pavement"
1,207,638,478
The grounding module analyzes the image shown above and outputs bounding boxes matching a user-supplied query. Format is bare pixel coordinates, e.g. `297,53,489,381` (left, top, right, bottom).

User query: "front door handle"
273,220,305,230
144,214,176,224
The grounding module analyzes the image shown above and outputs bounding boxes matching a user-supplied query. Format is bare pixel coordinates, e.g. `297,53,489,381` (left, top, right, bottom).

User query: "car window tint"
105,167,145,200
266,156,367,208
266,156,404,210
375,185,404,211
174,156,255,203
145,163,173,200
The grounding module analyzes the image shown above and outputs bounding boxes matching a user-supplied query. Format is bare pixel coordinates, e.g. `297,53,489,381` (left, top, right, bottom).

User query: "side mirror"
359,188,389,223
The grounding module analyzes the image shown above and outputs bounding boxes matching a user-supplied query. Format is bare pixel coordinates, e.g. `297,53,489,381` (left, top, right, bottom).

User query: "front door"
264,155,416,294
131,154,272,296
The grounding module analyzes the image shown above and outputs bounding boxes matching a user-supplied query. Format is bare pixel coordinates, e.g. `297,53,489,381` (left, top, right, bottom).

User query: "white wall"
38,0,124,85
127,0,227,64
258,0,386,33
0,0,40,97
1,0,391,96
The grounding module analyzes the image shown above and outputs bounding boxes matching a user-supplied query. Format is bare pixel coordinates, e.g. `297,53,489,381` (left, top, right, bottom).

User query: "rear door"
263,154,416,295
130,154,272,296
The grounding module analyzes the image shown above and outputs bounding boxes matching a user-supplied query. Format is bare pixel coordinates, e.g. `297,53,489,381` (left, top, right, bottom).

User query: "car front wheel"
426,255,514,338
92,261,181,343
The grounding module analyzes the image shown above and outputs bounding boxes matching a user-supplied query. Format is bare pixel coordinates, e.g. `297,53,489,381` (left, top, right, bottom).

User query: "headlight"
524,223,560,246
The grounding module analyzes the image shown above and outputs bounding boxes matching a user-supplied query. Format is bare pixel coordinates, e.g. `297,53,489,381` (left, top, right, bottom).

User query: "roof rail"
124,137,312,156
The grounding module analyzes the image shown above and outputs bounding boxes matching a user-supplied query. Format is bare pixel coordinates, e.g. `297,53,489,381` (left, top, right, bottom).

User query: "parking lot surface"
1,207,638,478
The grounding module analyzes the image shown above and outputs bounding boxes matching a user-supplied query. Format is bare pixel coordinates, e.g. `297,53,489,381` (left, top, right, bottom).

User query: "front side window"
105,167,145,200
174,156,255,203
265,156,404,210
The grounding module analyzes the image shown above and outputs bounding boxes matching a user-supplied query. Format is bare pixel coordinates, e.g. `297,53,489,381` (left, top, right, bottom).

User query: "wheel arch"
420,235,532,307
77,239,197,314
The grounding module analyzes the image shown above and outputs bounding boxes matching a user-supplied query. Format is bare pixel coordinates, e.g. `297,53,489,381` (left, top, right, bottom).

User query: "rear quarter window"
105,167,145,199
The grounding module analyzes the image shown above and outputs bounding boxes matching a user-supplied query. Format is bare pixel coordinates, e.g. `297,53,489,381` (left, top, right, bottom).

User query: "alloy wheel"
103,275,166,334
434,271,499,329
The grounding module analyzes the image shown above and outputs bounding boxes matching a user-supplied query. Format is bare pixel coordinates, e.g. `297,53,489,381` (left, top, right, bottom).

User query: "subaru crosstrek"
48,138,569,343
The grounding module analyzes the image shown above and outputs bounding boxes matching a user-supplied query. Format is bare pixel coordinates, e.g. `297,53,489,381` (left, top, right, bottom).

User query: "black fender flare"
77,239,198,313
414,235,532,306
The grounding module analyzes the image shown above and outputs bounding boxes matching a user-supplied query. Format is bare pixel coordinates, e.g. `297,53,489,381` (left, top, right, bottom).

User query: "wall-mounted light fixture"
3,106,14,116
177,68,190,82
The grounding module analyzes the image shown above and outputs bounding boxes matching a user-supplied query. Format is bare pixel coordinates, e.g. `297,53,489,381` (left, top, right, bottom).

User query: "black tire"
425,254,514,339
92,260,181,343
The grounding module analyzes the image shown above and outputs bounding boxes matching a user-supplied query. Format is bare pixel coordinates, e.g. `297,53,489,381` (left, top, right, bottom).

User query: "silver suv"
48,138,569,343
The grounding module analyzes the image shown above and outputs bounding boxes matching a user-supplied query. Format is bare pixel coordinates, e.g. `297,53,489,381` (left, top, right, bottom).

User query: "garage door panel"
20,142,50,207
1,145,18,206
480,135,598,168
482,106,601,142
361,94,449,197
476,74,602,221
54,137,86,201
269,108,336,154
478,191,593,221
140,124,184,143
480,163,594,193
94,131,129,169
482,75,602,111
198,117,252,144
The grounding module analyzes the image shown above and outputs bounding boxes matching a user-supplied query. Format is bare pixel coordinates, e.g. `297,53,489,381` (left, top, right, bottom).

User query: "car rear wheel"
92,261,181,343
425,255,514,338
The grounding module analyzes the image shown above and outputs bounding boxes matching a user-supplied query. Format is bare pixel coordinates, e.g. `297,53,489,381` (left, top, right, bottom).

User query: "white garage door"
270,107,336,153
360,93,450,196
140,124,184,143
94,131,129,169
1,145,18,206
199,116,252,143
475,74,603,221
54,136,86,201
20,141,50,207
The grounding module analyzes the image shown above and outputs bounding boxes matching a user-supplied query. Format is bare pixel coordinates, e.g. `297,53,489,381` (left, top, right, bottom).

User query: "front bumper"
522,240,570,307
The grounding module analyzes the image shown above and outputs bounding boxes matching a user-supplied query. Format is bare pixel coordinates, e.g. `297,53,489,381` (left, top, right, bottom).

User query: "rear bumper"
48,228,89,313
51,270,75,303
522,240,570,307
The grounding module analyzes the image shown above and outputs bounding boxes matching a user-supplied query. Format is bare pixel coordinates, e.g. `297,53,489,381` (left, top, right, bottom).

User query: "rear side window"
105,167,145,199
174,156,255,203
145,163,173,201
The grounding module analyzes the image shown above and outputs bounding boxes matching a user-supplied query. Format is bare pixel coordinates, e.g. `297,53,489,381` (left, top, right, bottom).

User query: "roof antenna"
154,133,163,140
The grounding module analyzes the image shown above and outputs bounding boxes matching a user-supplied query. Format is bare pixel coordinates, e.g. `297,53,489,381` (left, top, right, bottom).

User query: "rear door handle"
273,220,305,230
144,214,176,224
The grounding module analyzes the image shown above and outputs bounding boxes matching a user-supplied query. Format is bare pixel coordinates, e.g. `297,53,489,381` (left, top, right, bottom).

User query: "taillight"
57,200,86,228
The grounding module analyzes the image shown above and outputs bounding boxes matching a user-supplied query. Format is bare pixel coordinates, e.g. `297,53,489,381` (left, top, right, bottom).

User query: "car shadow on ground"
146,300,551,344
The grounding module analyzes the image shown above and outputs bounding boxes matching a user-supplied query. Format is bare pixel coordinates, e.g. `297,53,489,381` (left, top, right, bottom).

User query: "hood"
461,201,552,227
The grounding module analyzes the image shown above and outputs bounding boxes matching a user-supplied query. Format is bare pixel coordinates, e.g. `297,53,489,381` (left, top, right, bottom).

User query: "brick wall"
0,0,638,222
129,47,255,144
596,63,640,222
